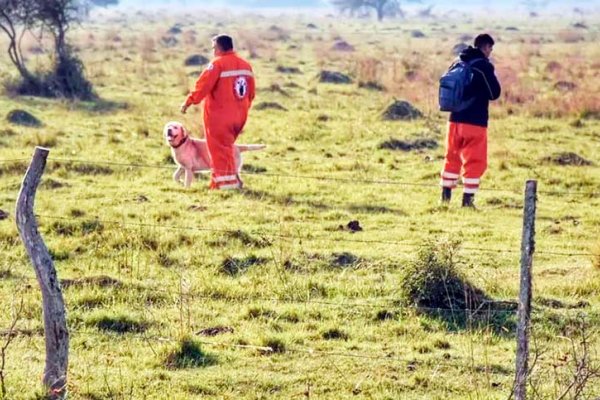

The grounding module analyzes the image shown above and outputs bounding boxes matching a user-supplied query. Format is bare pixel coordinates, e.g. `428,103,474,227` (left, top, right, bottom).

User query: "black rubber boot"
441,187,452,203
462,193,475,208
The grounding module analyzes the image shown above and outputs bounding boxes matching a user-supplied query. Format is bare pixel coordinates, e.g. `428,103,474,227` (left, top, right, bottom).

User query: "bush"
401,239,487,310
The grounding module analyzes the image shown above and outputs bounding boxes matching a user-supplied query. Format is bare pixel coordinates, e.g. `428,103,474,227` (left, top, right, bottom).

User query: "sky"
113,0,599,15
116,0,595,7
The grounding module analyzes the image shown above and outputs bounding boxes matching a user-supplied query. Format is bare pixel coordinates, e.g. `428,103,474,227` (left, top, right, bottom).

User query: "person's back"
204,51,254,118
439,34,501,208
180,34,256,190
449,45,501,128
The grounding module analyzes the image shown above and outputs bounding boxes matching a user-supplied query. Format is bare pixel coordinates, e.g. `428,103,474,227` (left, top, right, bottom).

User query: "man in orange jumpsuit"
181,34,255,190
440,34,501,207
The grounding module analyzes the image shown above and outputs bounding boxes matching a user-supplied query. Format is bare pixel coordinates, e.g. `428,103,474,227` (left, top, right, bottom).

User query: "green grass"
0,8,599,400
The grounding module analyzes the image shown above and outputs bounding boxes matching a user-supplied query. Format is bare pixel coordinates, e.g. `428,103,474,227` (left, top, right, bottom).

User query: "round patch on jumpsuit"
234,76,248,99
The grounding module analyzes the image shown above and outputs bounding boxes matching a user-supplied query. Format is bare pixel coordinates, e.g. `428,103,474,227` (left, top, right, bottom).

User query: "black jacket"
449,47,501,128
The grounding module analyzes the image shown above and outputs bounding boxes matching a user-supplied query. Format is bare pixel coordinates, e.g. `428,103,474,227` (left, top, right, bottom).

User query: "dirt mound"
276,65,302,74
61,275,122,288
554,81,577,91
378,138,438,151
338,220,363,233
318,70,352,84
266,83,290,97
542,152,592,166
358,81,385,91
184,54,209,66
330,252,360,268
254,102,287,111
382,100,423,121
545,61,562,73
266,25,290,41
168,25,182,34
197,326,234,336
452,43,469,56
160,35,178,47
331,40,355,52
242,164,267,174
221,255,267,276
7,109,42,127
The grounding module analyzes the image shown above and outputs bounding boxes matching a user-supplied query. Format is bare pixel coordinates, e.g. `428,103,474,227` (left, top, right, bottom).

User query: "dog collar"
172,135,188,149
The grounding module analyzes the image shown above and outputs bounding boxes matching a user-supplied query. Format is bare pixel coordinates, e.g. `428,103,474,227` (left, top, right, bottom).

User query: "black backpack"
438,59,479,112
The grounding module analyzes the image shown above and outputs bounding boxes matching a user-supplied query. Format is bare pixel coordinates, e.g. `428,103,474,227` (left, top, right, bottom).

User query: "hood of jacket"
459,46,487,62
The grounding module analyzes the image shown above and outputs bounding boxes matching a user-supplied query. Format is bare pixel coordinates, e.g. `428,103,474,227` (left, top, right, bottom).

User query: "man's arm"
181,62,221,113
474,62,501,101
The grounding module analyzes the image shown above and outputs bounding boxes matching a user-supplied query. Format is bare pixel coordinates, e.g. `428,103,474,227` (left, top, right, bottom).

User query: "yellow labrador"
163,121,265,188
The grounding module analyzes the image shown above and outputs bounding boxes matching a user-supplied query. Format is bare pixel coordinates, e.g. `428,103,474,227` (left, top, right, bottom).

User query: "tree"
331,0,403,21
0,0,38,87
0,0,95,100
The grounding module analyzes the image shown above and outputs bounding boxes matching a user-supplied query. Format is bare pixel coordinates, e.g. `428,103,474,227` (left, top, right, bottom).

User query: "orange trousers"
205,115,246,190
440,122,488,194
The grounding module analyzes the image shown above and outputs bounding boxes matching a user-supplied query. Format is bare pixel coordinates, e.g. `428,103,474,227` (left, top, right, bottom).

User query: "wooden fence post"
514,180,537,400
15,147,68,399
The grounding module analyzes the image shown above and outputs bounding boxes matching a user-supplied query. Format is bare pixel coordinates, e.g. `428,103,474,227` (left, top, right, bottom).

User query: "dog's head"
163,121,188,148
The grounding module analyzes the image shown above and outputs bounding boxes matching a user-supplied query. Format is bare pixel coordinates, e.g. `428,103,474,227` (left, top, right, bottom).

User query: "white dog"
164,121,266,188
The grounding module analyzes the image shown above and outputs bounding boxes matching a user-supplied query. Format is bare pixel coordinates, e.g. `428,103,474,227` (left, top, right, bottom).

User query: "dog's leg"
235,149,244,189
173,166,184,183
184,169,194,188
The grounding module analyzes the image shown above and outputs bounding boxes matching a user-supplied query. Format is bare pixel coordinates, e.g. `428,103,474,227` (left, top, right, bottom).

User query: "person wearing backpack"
438,34,501,207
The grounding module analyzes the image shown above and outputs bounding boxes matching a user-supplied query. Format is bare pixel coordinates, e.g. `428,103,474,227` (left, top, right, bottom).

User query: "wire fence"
6,268,600,322
2,156,600,197
31,213,595,258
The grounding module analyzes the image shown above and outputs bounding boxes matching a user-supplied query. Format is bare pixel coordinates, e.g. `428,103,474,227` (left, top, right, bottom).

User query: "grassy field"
1,7,600,399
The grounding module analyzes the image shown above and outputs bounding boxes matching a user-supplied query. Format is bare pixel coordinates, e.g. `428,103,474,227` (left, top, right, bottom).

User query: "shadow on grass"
87,314,149,334
164,337,218,369
241,188,406,215
74,98,129,114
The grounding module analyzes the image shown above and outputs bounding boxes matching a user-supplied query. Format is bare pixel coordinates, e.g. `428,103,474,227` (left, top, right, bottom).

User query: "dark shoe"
462,193,475,208
441,187,452,203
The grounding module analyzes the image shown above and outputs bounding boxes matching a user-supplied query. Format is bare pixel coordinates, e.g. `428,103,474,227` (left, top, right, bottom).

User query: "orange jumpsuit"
441,122,488,194
184,51,255,189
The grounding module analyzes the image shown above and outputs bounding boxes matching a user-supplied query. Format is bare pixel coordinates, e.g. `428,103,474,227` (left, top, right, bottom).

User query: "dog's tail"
237,144,266,152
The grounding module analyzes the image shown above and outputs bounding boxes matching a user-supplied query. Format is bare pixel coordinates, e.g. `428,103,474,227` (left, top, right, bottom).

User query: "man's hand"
180,102,188,114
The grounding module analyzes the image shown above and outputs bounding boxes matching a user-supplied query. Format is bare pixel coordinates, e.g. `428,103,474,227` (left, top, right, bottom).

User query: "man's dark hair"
474,34,495,49
213,34,234,51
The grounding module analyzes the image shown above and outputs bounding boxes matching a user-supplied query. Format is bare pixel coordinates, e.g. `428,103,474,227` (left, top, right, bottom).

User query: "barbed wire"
0,273,522,316
34,213,595,258
8,327,510,372
7,270,600,318
2,156,599,197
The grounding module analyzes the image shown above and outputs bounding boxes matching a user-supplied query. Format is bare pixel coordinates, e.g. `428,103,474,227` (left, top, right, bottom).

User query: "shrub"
401,239,488,310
